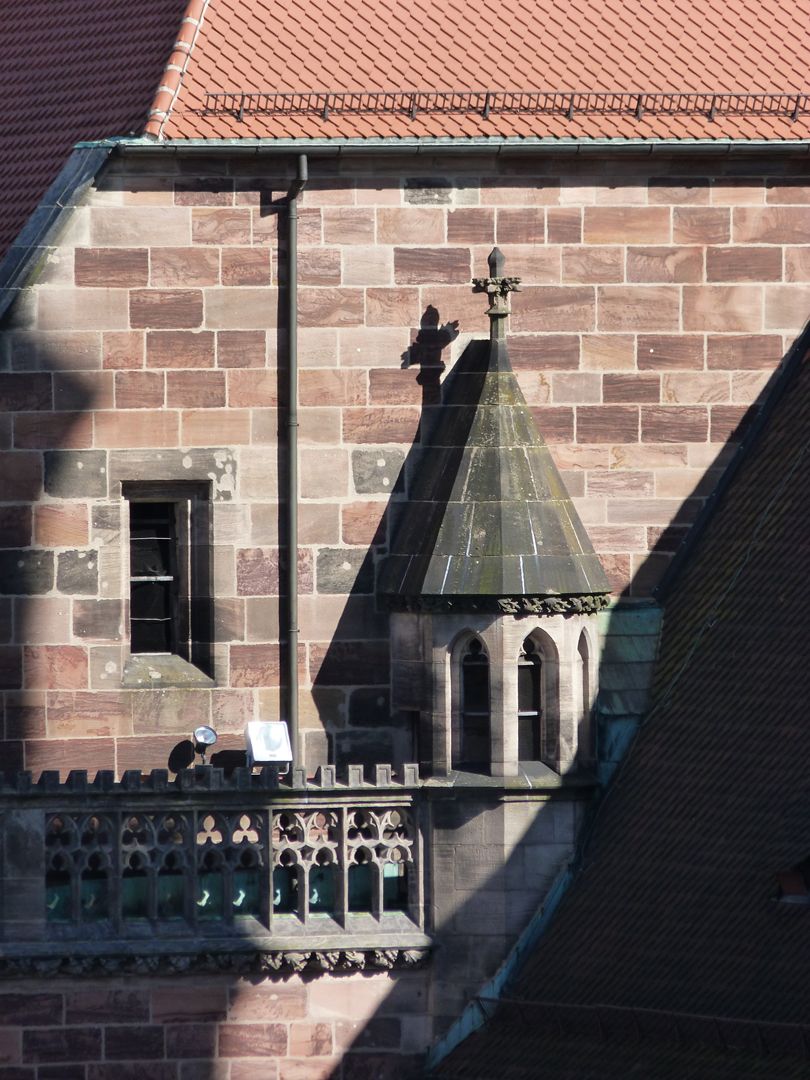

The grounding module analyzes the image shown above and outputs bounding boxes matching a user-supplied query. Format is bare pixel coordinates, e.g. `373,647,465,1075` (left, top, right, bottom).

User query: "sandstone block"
351,449,404,494
603,374,660,403
511,286,594,332
310,640,389,685
150,246,220,287
230,644,281,687
342,502,387,545
711,404,757,442
508,335,578,372
0,373,52,410
44,450,106,498
481,178,560,205
764,284,810,329
227,369,276,407
734,206,810,244
342,245,394,285
130,289,203,329
48,690,131,738
217,329,266,368
132,689,211,735
648,178,710,205
167,370,226,408
205,288,279,329
637,334,704,370
547,207,582,243
673,207,730,244
145,329,215,369
115,370,165,408
377,208,444,244
641,405,709,442
662,372,729,404
37,288,128,331
221,247,271,286
74,248,148,287
72,600,122,641
366,287,420,327
218,1024,287,1058
394,247,470,284
562,246,623,284
580,334,634,371
584,207,670,244
102,330,143,369
295,247,342,286
706,334,783,369
496,208,545,244
316,548,374,594
368,369,421,405
577,405,638,443
598,286,680,331
0,550,53,594
56,549,99,594
175,178,234,206
529,405,574,442
447,209,494,243
0,505,32,547
683,285,763,332
182,409,249,445
14,410,92,450
323,208,375,244
552,372,601,403
299,288,365,327
626,246,703,283
90,206,191,246
706,246,782,282
192,208,251,245
342,406,419,443
94,410,179,448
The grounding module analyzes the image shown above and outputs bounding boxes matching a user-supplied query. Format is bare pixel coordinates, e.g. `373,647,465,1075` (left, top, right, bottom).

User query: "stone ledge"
121,654,215,689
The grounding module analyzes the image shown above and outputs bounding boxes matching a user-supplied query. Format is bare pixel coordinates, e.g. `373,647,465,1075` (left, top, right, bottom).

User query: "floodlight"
246,721,292,767
193,725,218,764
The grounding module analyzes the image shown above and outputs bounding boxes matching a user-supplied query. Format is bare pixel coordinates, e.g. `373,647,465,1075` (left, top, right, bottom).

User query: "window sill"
121,654,214,690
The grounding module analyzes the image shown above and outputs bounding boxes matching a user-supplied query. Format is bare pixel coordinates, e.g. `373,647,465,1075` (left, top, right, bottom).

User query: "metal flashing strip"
100,136,810,155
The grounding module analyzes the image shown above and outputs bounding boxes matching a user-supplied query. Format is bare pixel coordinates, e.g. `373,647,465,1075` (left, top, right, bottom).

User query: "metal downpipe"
286,154,307,768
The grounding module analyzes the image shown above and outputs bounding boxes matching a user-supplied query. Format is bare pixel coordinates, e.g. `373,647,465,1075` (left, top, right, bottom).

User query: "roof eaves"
144,0,211,140
0,144,113,325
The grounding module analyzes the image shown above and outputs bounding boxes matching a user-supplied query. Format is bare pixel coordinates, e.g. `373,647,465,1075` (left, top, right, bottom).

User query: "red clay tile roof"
0,0,187,261
434,331,810,1075
159,0,810,141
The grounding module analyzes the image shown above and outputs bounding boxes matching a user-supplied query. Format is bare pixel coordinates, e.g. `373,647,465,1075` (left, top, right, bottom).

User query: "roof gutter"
83,136,810,157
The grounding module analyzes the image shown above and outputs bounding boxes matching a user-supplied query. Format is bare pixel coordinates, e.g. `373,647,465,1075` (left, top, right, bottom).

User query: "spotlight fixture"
246,721,292,768
192,725,218,764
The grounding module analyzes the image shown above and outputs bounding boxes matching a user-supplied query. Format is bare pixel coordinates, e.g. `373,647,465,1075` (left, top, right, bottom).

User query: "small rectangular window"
123,482,212,678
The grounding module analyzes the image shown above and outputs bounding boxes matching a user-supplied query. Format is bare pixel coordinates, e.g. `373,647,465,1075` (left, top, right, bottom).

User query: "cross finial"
472,247,522,325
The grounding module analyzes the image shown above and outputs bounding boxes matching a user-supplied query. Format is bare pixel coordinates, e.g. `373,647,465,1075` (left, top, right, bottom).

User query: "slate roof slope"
0,0,187,263
433,332,810,1076
379,266,610,608
160,0,810,140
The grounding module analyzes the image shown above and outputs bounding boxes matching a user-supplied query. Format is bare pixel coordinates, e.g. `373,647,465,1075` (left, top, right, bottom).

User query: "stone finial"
472,246,522,321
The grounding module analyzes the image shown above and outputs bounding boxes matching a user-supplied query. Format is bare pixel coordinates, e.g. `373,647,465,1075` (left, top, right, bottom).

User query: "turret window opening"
518,637,542,760
457,637,490,771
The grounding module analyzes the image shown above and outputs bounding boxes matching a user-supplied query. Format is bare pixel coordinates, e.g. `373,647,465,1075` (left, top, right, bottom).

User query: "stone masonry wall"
0,150,809,774
0,971,427,1079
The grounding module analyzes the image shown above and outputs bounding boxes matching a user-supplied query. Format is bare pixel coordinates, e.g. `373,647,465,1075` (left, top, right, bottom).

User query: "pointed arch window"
458,638,490,771
518,638,542,761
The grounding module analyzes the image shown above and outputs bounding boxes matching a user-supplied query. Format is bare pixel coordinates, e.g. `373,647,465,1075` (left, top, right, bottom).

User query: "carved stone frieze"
382,593,611,615
0,946,430,980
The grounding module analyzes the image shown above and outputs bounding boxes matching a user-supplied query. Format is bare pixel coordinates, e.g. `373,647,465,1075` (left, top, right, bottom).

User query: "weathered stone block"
0,550,54,594
404,177,452,205
56,549,99,594
72,600,122,641
44,450,107,498
316,549,374,594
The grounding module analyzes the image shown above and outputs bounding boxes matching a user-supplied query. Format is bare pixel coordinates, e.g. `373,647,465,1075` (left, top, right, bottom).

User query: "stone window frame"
121,480,214,688
575,628,596,766
450,631,491,772
519,627,561,771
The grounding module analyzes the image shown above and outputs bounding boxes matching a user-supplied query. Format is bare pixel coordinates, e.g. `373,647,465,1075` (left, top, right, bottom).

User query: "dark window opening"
123,482,212,675
457,638,490,771
518,637,542,760
129,501,179,654
776,859,810,905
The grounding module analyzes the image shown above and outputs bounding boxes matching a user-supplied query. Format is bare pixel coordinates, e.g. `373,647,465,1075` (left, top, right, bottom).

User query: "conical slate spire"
380,250,611,614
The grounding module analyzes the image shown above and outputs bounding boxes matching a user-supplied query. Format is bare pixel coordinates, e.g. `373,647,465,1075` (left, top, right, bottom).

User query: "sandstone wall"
0,152,807,773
